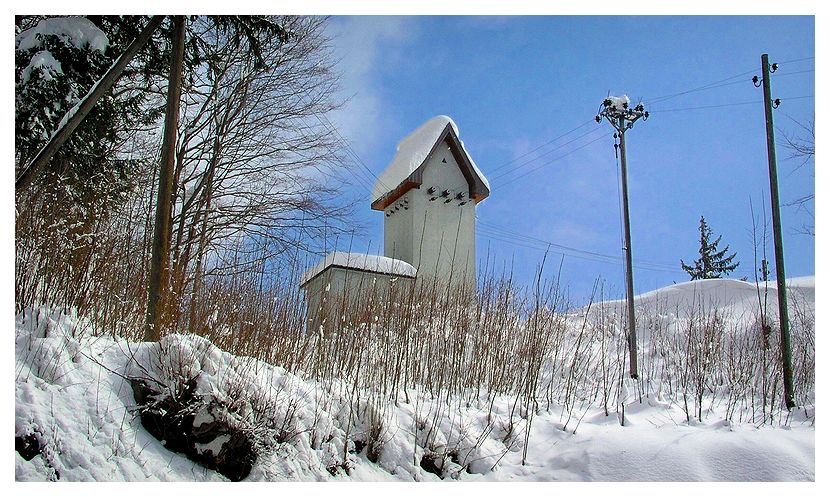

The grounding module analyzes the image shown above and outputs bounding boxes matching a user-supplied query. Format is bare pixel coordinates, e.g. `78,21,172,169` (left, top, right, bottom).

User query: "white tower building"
371,116,490,288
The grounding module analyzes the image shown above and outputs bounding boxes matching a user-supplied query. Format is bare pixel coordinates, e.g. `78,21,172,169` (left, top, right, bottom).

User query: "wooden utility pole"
617,118,638,379
145,16,186,342
756,53,795,409
596,97,648,379
15,15,165,193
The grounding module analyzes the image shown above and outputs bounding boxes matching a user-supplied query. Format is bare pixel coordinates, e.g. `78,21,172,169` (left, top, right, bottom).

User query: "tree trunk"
144,16,186,342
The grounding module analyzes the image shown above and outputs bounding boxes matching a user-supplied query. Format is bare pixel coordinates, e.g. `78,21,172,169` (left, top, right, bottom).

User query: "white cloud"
326,16,418,161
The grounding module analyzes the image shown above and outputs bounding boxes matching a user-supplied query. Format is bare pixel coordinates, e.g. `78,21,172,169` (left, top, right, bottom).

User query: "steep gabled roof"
371,116,490,211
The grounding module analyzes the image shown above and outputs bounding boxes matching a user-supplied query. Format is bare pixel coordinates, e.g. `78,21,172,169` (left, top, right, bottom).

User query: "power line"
496,132,609,188
486,119,595,175
490,61,814,187
313,54,814,202
476,229,686,275
777,56,815,64
314,111,395,195
490,126,606,182
647,77,755,106
477,222,755,277
478,220,686,272
643,58,812,107
307,112,376,194
650,99,761,113
644,67,758,105
774,69,815,78
650,95,814,113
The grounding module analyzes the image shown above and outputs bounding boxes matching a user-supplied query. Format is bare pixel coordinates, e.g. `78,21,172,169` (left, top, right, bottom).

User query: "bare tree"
780,116,815,236
163,16,354,331
17,15,357,343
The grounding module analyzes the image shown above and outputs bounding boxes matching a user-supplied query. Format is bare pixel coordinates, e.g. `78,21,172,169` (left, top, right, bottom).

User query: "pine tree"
15,15,165,205
681,216,740,280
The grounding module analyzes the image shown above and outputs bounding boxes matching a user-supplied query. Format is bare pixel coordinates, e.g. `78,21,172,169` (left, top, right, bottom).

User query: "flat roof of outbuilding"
300,252,417,287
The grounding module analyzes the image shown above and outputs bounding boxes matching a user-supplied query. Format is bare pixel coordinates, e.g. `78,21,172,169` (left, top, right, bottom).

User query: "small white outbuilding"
301,115,490,330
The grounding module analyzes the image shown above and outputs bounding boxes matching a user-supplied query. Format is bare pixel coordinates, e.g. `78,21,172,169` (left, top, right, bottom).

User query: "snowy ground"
14,278,815,482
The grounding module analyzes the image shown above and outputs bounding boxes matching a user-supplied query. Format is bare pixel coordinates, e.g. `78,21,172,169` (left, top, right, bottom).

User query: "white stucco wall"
382,138,477,289
303,265,415,332
383,192,414,264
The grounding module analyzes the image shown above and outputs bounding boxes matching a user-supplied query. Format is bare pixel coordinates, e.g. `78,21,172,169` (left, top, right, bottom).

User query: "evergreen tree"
681,216,740,280
15,16,165,206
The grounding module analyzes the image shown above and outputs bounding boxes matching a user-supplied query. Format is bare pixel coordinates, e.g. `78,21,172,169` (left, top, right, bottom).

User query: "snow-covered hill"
15,278,815,481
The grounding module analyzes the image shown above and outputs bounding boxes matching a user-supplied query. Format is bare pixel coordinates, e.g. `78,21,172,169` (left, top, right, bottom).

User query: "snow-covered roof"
371,115,490,206
300,252,417,286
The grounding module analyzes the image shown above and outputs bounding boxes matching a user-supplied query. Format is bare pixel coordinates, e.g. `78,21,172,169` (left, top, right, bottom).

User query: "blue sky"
324,15,815,303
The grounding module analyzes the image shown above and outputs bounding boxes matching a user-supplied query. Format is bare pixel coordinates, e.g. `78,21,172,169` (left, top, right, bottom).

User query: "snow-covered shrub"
126,334,295,480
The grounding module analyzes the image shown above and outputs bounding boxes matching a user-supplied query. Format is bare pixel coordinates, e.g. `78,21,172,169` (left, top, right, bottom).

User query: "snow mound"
14,308,519,481
636,278,769,311
595,277,814,315
15,289,814,481
372,115,489,203
300,252,416,286
16,17,109,53
587,276,815,346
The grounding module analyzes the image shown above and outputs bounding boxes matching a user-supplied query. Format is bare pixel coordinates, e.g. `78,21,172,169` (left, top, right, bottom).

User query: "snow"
24,41,130,152
22,50,63,83
478,410,814,481
195,435,231,457
300,251,416,286
372,115,490,203
597,277,814,324
16,17,109,53
15,277,815,481
606,94,630,112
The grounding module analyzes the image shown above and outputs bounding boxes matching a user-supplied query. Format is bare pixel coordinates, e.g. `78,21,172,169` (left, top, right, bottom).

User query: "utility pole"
754,54,795,409
596,96,649,379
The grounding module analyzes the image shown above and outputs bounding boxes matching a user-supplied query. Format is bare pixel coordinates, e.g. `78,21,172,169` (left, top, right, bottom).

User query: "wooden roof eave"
370,178,421,211
444,127,490,203
371,123,490,211
300,263,417,289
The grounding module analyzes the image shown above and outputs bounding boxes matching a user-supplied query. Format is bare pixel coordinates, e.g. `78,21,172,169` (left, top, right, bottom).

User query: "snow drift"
15,278,815,481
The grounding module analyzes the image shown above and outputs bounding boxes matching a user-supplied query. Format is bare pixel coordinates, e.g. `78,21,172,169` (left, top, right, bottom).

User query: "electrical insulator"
427,186,436,194
441,189,450,197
